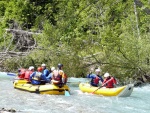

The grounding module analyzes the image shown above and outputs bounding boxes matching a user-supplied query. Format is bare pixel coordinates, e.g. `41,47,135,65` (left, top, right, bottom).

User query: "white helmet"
29,66,34,70
95,68,101,72
41,63,46,67
104,72,110,78
51,67,55,71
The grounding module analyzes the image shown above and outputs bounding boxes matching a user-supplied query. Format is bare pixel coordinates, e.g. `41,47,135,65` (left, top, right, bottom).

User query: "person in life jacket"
51,63,68,87
30,67,50,85
17,68,26,79
24,66,34,81
30,67,43,85
58,63,68,85
41,63,49,77
46,67,55,82
102,72,117,88
87,68,103,87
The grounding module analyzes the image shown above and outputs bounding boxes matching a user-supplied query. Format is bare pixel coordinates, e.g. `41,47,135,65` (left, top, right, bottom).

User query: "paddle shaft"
92,77,114,94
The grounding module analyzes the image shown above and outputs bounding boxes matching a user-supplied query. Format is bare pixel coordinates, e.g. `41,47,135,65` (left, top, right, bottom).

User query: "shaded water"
0,73,150,113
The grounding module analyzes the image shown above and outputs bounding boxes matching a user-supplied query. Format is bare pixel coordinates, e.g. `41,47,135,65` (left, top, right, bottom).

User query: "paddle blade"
65,91,70,96
91,92,95,94
91,90,96,94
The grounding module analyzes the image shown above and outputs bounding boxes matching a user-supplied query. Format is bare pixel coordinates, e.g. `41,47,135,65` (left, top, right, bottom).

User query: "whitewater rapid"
0,73,150,113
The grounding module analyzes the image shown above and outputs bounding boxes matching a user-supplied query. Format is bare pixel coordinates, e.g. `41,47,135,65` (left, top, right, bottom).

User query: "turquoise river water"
0,72,150,113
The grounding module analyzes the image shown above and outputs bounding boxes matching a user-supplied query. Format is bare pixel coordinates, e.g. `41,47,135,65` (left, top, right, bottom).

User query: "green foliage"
3,57,36,72
0,0,150,80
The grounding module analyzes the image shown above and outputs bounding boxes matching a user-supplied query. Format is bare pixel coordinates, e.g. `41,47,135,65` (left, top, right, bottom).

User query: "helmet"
95,68,101,72
51,67,55,71
58,63,63,68
104,72,110,78
18,68,21,72
41,63,46,67
29,66,34,70
37,67,43,72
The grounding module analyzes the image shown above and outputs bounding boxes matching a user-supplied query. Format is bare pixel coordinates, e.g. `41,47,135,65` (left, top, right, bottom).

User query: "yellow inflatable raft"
79,83,134,97
13,80,70,95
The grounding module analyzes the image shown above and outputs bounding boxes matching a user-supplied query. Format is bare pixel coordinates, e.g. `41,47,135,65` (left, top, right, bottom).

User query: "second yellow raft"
79,83,134,97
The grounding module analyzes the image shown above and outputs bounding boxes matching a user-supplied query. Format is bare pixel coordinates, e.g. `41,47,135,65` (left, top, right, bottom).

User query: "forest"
0,0,150,84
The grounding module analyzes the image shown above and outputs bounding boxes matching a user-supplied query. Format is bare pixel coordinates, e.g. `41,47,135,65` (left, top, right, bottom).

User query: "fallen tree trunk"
0,51,29,57
6,29,41,35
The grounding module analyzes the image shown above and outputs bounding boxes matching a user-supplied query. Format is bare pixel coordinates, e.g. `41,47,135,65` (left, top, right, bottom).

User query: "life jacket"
112,77,117,84
18,68,26,79
52,70,62,84
24,70,33,81
102,77,114,88
93,76,100,84
32,72,42,81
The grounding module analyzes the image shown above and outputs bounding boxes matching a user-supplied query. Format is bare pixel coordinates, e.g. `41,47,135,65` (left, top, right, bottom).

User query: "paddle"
7,72,17,76
35,85,40,94
92,77,113,94
64,89,70,96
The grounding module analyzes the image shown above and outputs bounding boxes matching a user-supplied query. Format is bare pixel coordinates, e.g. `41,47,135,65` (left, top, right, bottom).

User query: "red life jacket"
112,77,117,84
24,70,33,81
106,79,114,88
102,77,114,88
52,70,62,84
18,68,26,79
93,76,100,84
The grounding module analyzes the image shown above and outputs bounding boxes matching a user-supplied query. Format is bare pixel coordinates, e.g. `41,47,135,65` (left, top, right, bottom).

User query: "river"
0,72,150,113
